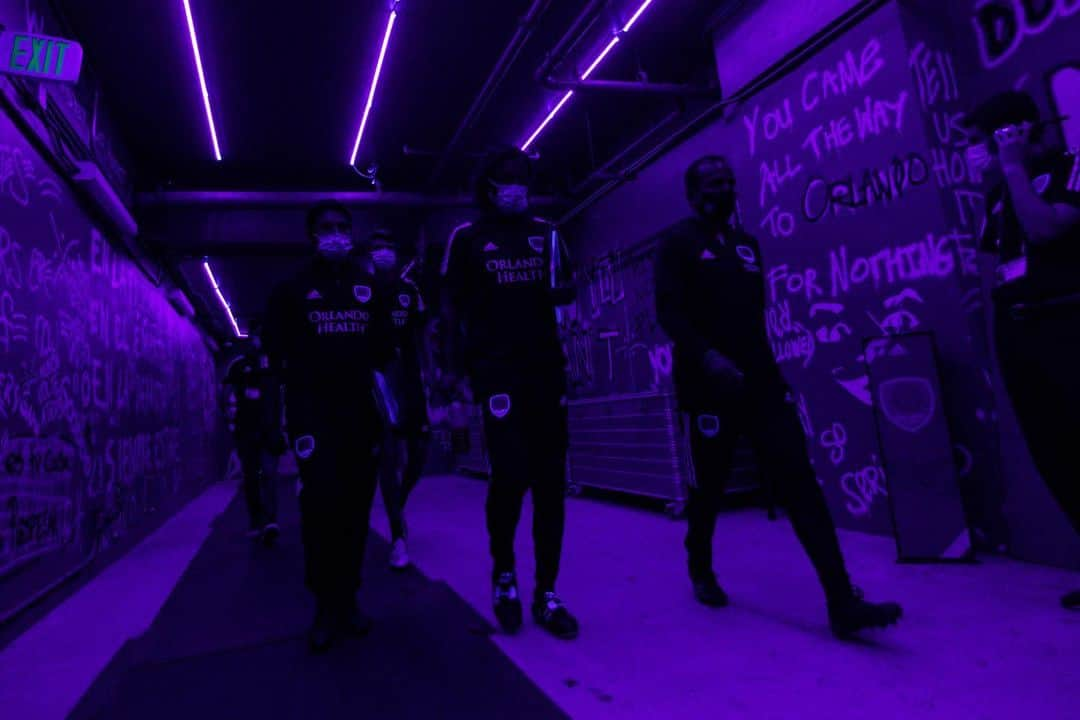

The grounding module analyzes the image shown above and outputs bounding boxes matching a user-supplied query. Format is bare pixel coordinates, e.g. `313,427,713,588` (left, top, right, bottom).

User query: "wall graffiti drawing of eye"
879,310,920,334
815,322,852,343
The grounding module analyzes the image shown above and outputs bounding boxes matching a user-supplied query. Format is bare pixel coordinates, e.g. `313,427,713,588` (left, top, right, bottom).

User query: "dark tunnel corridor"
0,1,1078,718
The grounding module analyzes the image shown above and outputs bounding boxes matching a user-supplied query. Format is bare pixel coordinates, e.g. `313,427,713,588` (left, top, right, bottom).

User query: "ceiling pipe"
404,144,487,159
425,0,554,187
559,0,891,225
542,78,720,98
165,243,318,259
137,190,560,208
532,0,607,84
406,144,539,160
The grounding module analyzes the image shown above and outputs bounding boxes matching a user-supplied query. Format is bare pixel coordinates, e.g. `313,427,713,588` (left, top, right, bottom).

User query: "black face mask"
695,190,736,221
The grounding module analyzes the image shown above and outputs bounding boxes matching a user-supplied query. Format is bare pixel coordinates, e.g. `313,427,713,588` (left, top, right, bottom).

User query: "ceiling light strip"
349,5,400,166
581,36,621,80
520,0,658,152
181,0,223,161
203,260,245,337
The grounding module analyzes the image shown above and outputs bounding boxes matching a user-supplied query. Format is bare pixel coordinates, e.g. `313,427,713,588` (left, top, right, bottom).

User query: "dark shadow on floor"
69,481,569,720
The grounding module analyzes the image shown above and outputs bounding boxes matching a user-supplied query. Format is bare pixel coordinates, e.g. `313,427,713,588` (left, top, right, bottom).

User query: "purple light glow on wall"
520,0,658,152
349,5,399,166
203,260,245,337
181,0,222,161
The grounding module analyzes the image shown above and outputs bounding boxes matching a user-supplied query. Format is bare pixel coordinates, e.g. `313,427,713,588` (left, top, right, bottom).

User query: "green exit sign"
0,31,83,83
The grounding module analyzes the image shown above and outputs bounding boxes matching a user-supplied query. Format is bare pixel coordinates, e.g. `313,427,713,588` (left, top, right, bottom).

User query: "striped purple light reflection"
203,260,245,337
349,5,399,166
520,0,658,151
181,0,222,161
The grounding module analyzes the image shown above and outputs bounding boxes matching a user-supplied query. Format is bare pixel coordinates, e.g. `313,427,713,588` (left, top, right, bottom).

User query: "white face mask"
371,248,397,270
491,182,529,214
316,232,353,259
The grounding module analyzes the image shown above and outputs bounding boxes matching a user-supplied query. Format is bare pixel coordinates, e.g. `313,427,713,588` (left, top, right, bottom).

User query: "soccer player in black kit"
963,91,1080,611
369,229,430,570
262,200,393,652
223,330,284,545
653,155,902,638
441,148,579,639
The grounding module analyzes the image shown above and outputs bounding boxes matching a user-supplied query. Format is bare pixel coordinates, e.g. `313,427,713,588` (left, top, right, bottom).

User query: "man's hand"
994,123,1030,170
703,350,744,388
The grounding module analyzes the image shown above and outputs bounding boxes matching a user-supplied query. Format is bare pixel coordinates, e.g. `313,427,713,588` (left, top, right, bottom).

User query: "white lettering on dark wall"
840,456,888,517
759,155,804,208
1,137,222,577
799,38,886,113
971,0,1080,69
909,42,961,110
766,299,816,367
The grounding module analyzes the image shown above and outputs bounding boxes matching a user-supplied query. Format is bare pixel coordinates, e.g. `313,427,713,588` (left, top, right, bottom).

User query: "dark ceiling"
55,0,724,337
58,0,722,195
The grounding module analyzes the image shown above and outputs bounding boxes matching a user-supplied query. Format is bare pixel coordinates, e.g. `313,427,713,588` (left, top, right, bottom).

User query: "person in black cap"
223,329,285,545
963,91,1080,611
368,228,430,570
652,155,903,638
440,147,579,639
262,200,394,651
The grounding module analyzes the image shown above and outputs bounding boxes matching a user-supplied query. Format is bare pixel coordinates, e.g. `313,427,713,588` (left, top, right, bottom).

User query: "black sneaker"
828,586,902,639
532,592,579,640
338,600,373,637
1062,590,1080,610
493,572,523,634
309,604,335,653
261,523,280,547
692,575,730,608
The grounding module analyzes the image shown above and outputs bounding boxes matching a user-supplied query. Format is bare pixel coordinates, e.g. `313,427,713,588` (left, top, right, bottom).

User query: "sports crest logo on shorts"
488,393,512,419
696,414,721,438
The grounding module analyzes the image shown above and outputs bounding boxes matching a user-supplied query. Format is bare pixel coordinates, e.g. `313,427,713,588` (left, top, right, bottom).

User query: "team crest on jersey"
398,293,411,308
697,414,721,438
353,285,372,303
1032,173,1051,195
528,236,546,253
489,393,512,419
295,435,316,460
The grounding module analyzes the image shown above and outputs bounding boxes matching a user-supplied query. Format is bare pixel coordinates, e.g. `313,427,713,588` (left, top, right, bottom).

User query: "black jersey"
980,150,1080,304
377,272,428,426
262,257,392,404
440,215,572,388
380,274,425,367
224,351,278,440
653,217,782,407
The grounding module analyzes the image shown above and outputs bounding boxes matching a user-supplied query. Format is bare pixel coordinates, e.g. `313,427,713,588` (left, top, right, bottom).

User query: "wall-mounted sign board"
0,30,83,83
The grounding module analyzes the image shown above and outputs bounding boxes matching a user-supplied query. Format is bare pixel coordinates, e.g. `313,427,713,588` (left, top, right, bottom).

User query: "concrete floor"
0,480,236,719
369,474,1080,720
0,473,1077,719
